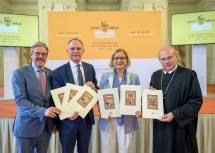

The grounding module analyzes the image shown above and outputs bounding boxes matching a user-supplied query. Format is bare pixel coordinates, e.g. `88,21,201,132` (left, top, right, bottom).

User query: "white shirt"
69,60,85,85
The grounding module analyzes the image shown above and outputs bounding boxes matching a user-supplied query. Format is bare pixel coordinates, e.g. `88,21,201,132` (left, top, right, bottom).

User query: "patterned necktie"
38,69,46,96
77,64,84,86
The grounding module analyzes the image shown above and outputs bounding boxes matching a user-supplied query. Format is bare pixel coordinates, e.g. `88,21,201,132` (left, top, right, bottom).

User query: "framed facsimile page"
142,89,164,119
98,88,121,118
65,85,98,119
59,83,83,120
120,85,142,115
63,83,82,103
50,86,72,120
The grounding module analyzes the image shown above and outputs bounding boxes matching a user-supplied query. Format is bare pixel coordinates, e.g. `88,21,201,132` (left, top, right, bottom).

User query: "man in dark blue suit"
52,38,98,153
12,42,61,153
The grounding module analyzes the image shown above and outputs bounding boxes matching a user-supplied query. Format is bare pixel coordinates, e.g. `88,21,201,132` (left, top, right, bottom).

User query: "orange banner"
48,11,161,60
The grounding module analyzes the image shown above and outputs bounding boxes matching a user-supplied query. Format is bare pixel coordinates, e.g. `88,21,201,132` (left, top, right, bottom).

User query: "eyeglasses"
114,57,126,61
70,47,82,51
160,55,175,62
33,52,48,57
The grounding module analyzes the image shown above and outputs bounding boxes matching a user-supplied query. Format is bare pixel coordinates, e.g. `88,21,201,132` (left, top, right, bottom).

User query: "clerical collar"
163,65,178,74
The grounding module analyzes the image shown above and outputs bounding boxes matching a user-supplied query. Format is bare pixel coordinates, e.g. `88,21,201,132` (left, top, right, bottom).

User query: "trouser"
59,116,92,153
16,124,51,153
100,118,134,153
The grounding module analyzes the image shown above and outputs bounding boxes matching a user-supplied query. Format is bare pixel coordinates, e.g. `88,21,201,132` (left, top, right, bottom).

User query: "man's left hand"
159,112,174,122
85,81,96,91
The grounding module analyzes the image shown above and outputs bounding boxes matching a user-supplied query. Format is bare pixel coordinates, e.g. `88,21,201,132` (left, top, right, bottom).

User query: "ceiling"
2,0,201,11
5,0,199,3
6,0,37,2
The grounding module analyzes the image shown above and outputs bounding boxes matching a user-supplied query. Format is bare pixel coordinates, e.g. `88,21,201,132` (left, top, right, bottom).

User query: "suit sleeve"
12,70,46,121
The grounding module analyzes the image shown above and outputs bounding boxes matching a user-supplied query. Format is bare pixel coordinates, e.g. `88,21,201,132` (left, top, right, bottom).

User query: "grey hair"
30,42,49,53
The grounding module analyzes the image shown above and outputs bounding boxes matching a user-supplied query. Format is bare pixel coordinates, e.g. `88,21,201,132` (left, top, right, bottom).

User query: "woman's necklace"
161,69,177,99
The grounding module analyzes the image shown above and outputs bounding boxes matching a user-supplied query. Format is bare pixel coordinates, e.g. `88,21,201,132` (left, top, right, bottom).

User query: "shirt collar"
31,63,44,72
69,60,82,68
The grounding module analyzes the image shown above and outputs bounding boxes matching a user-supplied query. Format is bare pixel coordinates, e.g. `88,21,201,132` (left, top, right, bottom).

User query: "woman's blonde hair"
109,48,131,69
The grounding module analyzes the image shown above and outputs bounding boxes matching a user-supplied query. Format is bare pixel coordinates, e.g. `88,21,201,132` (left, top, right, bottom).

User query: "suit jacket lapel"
108,73,114,88
82,63,87,82
83,62,91,83
44,67,51,98
126,72,131,85
66,62,75,84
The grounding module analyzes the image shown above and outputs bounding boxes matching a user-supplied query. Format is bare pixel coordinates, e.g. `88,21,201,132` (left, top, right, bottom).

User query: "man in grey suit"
12,42,61,153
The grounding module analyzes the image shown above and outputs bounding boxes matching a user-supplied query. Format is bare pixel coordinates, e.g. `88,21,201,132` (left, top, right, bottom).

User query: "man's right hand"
68,111,79,120
135,111,142,118
45,107,61,118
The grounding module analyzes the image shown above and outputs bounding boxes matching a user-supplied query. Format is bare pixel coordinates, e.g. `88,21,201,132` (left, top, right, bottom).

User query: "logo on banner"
101,21,109,33
90,21,119,38
4,17,12,27
0,16,22,27
188,14,215,25
0,16,21,32
188,14,215,31
197,15,205,25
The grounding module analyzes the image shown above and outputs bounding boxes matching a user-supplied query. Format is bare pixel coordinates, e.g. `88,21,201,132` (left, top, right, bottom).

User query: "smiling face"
112,51,128,71
30,45,48,68
158,46,179,72
66,39,85,64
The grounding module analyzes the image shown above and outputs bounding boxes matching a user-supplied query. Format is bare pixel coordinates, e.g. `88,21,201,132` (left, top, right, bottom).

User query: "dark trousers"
59,116,92,153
